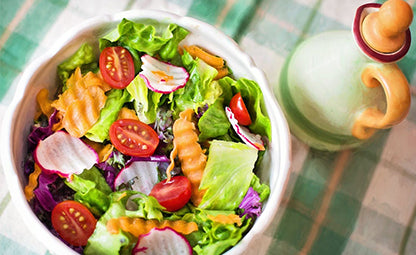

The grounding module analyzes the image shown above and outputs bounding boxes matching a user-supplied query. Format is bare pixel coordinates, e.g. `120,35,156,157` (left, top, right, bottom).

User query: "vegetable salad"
23,18,272,255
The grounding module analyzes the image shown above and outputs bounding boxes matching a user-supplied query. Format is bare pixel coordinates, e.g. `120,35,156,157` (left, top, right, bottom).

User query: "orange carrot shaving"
36,88,54,118
166,143,178,181
207,214,242,226
51,68,107,137
24,163,42,201
84,71,112,92
107,217,198,237
184,45,224,69
168,109,207,206
117,107,139,120
214,67,229,80
82,139,114,162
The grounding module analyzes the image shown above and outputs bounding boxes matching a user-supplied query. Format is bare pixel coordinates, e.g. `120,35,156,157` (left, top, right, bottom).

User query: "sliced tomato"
109,119,159,157
99,46,135,89
51,200,97,246
229,92,252,126
149,176,192,212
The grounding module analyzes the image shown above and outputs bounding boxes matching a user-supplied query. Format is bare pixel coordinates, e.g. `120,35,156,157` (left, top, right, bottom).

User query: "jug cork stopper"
362,0,413,53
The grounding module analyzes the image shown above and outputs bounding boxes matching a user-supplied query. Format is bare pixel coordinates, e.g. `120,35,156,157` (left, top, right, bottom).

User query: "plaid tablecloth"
1,0,416,254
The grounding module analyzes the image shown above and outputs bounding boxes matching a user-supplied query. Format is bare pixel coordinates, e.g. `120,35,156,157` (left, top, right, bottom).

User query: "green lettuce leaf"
198,99,230,142
199,140,258,210
64,167,112,216
171,51,221,115
126,75,164,124
182,209,251,255
99,18,188,61
57,43,97,88
85,89,131,142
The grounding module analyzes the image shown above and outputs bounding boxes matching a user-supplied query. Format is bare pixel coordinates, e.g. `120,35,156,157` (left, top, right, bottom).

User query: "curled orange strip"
168,109,207,206
207,214,242,226
117,107,139,121
107,216,198,237
24,163,42,202
51,68,108,138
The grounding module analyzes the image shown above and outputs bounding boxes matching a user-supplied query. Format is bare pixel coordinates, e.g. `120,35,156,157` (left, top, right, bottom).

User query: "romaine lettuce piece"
85,89,131,142
198,100,230,142
126,75,164,124
198,140,257,210
64,167,112,216
182,209,251,255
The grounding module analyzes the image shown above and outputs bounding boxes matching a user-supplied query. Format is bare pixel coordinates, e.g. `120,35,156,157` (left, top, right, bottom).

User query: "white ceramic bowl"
1,10,291,255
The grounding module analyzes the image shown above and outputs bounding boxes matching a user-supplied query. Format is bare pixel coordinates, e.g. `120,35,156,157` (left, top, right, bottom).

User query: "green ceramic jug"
275,0,412,151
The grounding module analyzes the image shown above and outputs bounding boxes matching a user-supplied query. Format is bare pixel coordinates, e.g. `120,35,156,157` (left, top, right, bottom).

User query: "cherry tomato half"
149,176,192,212
229,92,252,126
51,200,97,246
99,46,135,89
109,119,159,157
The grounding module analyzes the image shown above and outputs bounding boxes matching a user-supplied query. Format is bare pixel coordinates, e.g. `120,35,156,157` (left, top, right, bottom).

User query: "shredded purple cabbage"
27,110,59,151
33,173,59,212
196,103,209,119
95,161,118,190
153,108,174,144
238,187,262,219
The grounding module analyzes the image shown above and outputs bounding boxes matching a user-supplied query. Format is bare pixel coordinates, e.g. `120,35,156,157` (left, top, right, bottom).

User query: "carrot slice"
117,107,139,120
183,45,224,69
207,214,242,226
168,109,207,206
51,68,107,137
107,217,198,237
24,163,42,201
36,88,54,118
214,67,229,80
82,139,114,163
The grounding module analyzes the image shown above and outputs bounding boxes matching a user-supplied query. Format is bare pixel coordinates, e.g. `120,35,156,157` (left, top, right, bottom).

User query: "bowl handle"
351,63,410,139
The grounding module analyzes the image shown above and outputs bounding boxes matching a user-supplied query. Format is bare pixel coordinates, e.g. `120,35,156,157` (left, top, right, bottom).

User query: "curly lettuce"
99,18,188,63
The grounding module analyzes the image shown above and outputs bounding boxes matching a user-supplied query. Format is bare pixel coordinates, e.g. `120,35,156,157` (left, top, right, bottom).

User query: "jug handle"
351,63,410,139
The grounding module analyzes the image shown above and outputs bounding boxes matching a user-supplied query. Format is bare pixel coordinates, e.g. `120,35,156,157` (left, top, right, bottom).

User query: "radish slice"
139,54,189,94
34,131,99,178
114,161,159,194
132,227,192,255
225,107,265,151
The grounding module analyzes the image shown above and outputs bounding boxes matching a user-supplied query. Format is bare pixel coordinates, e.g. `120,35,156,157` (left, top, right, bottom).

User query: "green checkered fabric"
1,0,415,254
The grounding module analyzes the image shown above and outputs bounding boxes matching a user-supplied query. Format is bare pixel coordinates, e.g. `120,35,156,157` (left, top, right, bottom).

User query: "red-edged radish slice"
34,131,98,178
132,227,192,255
139,54,189,94
225,107,265,151
114,161,159,194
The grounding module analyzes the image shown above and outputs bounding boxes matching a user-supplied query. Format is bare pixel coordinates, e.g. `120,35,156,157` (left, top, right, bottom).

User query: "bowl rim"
1,9,292,255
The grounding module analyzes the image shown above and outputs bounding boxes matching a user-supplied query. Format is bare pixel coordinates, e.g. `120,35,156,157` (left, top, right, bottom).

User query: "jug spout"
362,0,412,53
353,0,413,63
